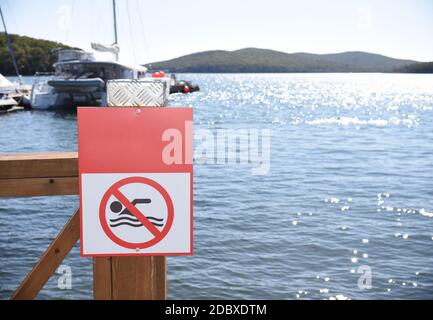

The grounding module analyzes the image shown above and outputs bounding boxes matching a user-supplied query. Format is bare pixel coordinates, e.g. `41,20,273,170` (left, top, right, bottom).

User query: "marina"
0,105,23,114
1,0,199,112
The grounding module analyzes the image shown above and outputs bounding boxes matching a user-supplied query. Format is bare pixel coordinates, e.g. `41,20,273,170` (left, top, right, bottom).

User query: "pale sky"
2,0,433,65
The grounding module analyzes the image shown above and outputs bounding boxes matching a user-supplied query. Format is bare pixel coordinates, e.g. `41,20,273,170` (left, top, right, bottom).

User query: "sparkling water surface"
1,73,433,299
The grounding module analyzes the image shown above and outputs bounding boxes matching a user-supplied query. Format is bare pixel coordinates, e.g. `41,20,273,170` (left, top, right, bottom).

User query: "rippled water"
1,73,433,299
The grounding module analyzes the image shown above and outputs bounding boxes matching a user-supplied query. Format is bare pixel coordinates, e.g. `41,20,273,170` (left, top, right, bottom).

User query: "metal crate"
107,79,168,107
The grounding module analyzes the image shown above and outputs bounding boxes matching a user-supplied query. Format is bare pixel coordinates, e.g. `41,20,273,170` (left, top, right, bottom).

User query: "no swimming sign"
78,107,193,256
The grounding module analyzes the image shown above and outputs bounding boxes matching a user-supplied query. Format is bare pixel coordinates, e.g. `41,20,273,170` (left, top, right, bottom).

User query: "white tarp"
0,74,13,88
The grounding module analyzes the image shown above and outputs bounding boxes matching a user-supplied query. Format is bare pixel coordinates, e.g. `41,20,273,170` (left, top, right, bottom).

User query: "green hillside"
146,48,417,73
1,34,427,75
0,33,77,76
395,62,433,73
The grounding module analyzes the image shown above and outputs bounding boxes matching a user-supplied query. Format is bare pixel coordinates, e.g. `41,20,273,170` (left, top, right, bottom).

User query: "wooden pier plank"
12,209,80,300
0,106,24,114
0,177,78,197
0,152,78,179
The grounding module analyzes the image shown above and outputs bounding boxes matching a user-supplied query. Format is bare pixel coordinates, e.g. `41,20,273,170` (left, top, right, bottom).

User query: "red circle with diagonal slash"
99,177,174,249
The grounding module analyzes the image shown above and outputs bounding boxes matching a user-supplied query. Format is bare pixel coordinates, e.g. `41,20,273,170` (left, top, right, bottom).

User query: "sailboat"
30,0,148,110
0,4,31,110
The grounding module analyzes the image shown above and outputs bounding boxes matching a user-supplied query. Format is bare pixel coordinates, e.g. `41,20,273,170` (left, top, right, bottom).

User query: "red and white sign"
78,107,193,256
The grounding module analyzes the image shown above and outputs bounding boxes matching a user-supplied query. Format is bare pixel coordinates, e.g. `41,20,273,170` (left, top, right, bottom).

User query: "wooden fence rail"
0,152,166,300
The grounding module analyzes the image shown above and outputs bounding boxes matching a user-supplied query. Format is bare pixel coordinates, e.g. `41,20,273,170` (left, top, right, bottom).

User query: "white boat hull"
30,81,104,110
0,96,18,109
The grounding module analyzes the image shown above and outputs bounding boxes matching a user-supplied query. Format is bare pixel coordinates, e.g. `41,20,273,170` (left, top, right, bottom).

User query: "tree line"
0,33,76,76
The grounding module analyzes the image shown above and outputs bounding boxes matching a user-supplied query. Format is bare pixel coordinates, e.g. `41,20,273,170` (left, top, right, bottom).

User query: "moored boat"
0,93,18,111
167,73,200,94
0,74,31,108
30,0,151,110
0,6,32,108
169,80,200,94
30,47,149,110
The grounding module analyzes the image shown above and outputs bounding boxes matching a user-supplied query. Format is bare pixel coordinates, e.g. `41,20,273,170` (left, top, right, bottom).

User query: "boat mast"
112,0,119,61
0,5,20,77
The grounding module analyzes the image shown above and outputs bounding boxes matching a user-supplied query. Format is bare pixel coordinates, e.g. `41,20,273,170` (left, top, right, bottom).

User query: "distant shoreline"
144,71,433,75
2,34,432,75
145,48,433,74
4,71,433,77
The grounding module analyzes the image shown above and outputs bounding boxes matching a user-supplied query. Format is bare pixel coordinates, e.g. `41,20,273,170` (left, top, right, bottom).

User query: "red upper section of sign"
78,107,193,173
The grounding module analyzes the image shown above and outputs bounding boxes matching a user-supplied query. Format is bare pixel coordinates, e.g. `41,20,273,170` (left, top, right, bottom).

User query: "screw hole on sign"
99,176,174,249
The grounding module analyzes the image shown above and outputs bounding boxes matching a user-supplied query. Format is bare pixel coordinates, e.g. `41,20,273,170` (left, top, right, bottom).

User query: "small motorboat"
169,80,200,94
0,93,18,110
0,74,31,108
152,72,200,94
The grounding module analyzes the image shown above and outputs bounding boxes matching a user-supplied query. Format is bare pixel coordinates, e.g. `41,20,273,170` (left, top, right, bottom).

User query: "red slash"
112,188,161,237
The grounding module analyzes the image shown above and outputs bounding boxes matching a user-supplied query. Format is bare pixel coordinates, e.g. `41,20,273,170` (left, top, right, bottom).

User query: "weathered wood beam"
0,152,79,197
0,177,78,197
0,152,78,179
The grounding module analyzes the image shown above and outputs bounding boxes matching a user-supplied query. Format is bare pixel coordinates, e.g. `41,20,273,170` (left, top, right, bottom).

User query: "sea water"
1,73,432,299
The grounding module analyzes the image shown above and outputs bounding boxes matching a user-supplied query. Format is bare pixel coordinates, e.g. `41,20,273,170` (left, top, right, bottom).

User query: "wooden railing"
0,152,166,300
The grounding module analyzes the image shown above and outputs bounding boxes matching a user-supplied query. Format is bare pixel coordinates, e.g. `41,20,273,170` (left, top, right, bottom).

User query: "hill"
0,33,77,76
395,61,433,73
1,35,427,74
146,48,417,73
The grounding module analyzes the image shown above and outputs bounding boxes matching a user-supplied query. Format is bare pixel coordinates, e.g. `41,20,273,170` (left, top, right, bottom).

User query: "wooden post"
93,258,113,300
89,81,171,300
93,256,166,300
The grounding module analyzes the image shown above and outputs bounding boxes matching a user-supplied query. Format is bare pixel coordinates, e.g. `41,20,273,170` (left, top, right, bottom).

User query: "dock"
0,106,24,115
